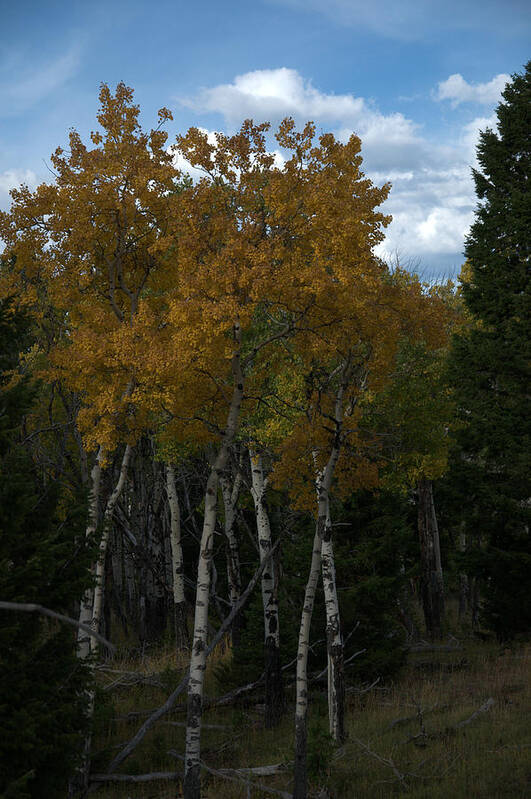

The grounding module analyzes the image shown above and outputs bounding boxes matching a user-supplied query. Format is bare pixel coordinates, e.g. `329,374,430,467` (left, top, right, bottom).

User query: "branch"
90,772,178,784
107,540,280,773
0,600,115,654
455,698,495,728
168,751,292,798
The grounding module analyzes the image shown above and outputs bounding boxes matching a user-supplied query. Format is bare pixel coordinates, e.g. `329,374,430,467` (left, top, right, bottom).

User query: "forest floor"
90,629,531,798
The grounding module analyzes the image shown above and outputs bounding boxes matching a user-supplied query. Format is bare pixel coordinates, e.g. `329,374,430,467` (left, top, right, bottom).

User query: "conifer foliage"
0,298,94,799
449,62,531,639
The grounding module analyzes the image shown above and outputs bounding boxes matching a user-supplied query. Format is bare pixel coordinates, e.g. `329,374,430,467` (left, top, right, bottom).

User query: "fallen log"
91,772,178,783
169,750,292,798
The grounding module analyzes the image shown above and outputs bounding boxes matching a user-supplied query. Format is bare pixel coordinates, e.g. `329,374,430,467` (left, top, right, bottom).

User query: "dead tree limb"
90,772,178,783
107,541,279,774
168,751,291,798
0,600,115,654
352,737,407,787
455,698,495,728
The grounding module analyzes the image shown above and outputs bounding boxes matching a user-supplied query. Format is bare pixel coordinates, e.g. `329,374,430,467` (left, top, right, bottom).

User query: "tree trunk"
250,450,284,728
293,360,351,799
293,523,323,799
166,463,189,651
77,448,102,659
90,444,133,655
417,477,445,640
458,527,469,621
321,496,345,743
184,323,245,799
220,468,242,647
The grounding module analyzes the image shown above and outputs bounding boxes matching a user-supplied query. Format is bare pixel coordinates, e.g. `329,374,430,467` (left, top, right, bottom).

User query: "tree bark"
90,444,133,655
220,466,242,647
293,361,351,799
458,527,469,621
250,450,285,728
183,322,245,799
77,448,103,659
320,496,345,743
166,463,189,651
417,476,445,640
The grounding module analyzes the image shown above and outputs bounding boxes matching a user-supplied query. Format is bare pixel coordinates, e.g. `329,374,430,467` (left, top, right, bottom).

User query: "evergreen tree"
0,298,94,798
449,62,531,640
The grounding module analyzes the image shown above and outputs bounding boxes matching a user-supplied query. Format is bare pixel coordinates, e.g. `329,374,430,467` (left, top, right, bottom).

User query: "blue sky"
1,0,529,277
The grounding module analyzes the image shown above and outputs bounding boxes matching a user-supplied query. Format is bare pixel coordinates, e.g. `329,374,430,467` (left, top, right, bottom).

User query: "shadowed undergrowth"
90,634,530,798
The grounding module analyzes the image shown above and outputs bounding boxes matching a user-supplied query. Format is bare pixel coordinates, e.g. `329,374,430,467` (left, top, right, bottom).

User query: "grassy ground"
90,633,531,798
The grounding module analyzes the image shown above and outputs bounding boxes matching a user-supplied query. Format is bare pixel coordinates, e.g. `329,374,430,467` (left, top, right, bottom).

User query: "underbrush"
91,637,530,798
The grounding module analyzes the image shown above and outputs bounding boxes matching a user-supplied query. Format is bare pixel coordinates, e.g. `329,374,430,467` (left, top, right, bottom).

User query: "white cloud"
0,168,38,210
177,67,489,265
178,68,422,174
180,68,367,125
436,73,510,107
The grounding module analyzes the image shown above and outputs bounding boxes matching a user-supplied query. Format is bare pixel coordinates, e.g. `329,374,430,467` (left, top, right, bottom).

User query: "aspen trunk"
77,449,103,659
90,444,133,655
71,445,132,795
166,463,189,651
220,469,242,647
458,528,469,621
293,362,350,799
250,450,284,728
321,496,345,743
184,324,245,799
293,522,323,799
417,477,444,640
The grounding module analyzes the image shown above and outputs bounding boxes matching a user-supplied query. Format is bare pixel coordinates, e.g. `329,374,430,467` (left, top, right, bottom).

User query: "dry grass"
91,638,531,798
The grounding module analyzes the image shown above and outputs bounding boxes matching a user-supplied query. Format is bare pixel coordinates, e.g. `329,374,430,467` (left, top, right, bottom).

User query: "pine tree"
0,297,94,798
449,62,531,640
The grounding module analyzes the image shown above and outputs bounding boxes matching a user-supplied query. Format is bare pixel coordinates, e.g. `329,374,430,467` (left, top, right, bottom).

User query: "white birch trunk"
166,463,189,651
293,360,351,799
77,448,103,659
184,322,245,799
220,468,242,640
250,449,284,727
320,495,345,743
90,443,133,655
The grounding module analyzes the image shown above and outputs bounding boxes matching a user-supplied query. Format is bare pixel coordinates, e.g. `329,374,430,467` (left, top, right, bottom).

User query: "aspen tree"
250,449,285,727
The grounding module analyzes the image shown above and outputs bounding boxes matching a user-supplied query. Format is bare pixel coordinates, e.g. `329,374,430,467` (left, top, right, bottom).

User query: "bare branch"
0,600,115,654
107,540,280,773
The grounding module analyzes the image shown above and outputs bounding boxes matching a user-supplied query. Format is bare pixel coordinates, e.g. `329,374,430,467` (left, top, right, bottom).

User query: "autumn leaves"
0,83,450,799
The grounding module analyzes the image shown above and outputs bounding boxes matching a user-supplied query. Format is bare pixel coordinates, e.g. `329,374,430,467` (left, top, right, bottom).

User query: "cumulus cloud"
0,168,38,210
435,73,510,107
178,68,422,174
177,67,502,270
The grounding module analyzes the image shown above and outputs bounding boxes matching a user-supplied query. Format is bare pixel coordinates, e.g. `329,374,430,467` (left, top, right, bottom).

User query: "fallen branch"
455,698,495,728
0,600,115,654
107,541,279,774
407,641,462,653
346,677,381,695
388,703,447,730
90,772,178,784
169,751,291,798
218,763,290,777
352,737,407,787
